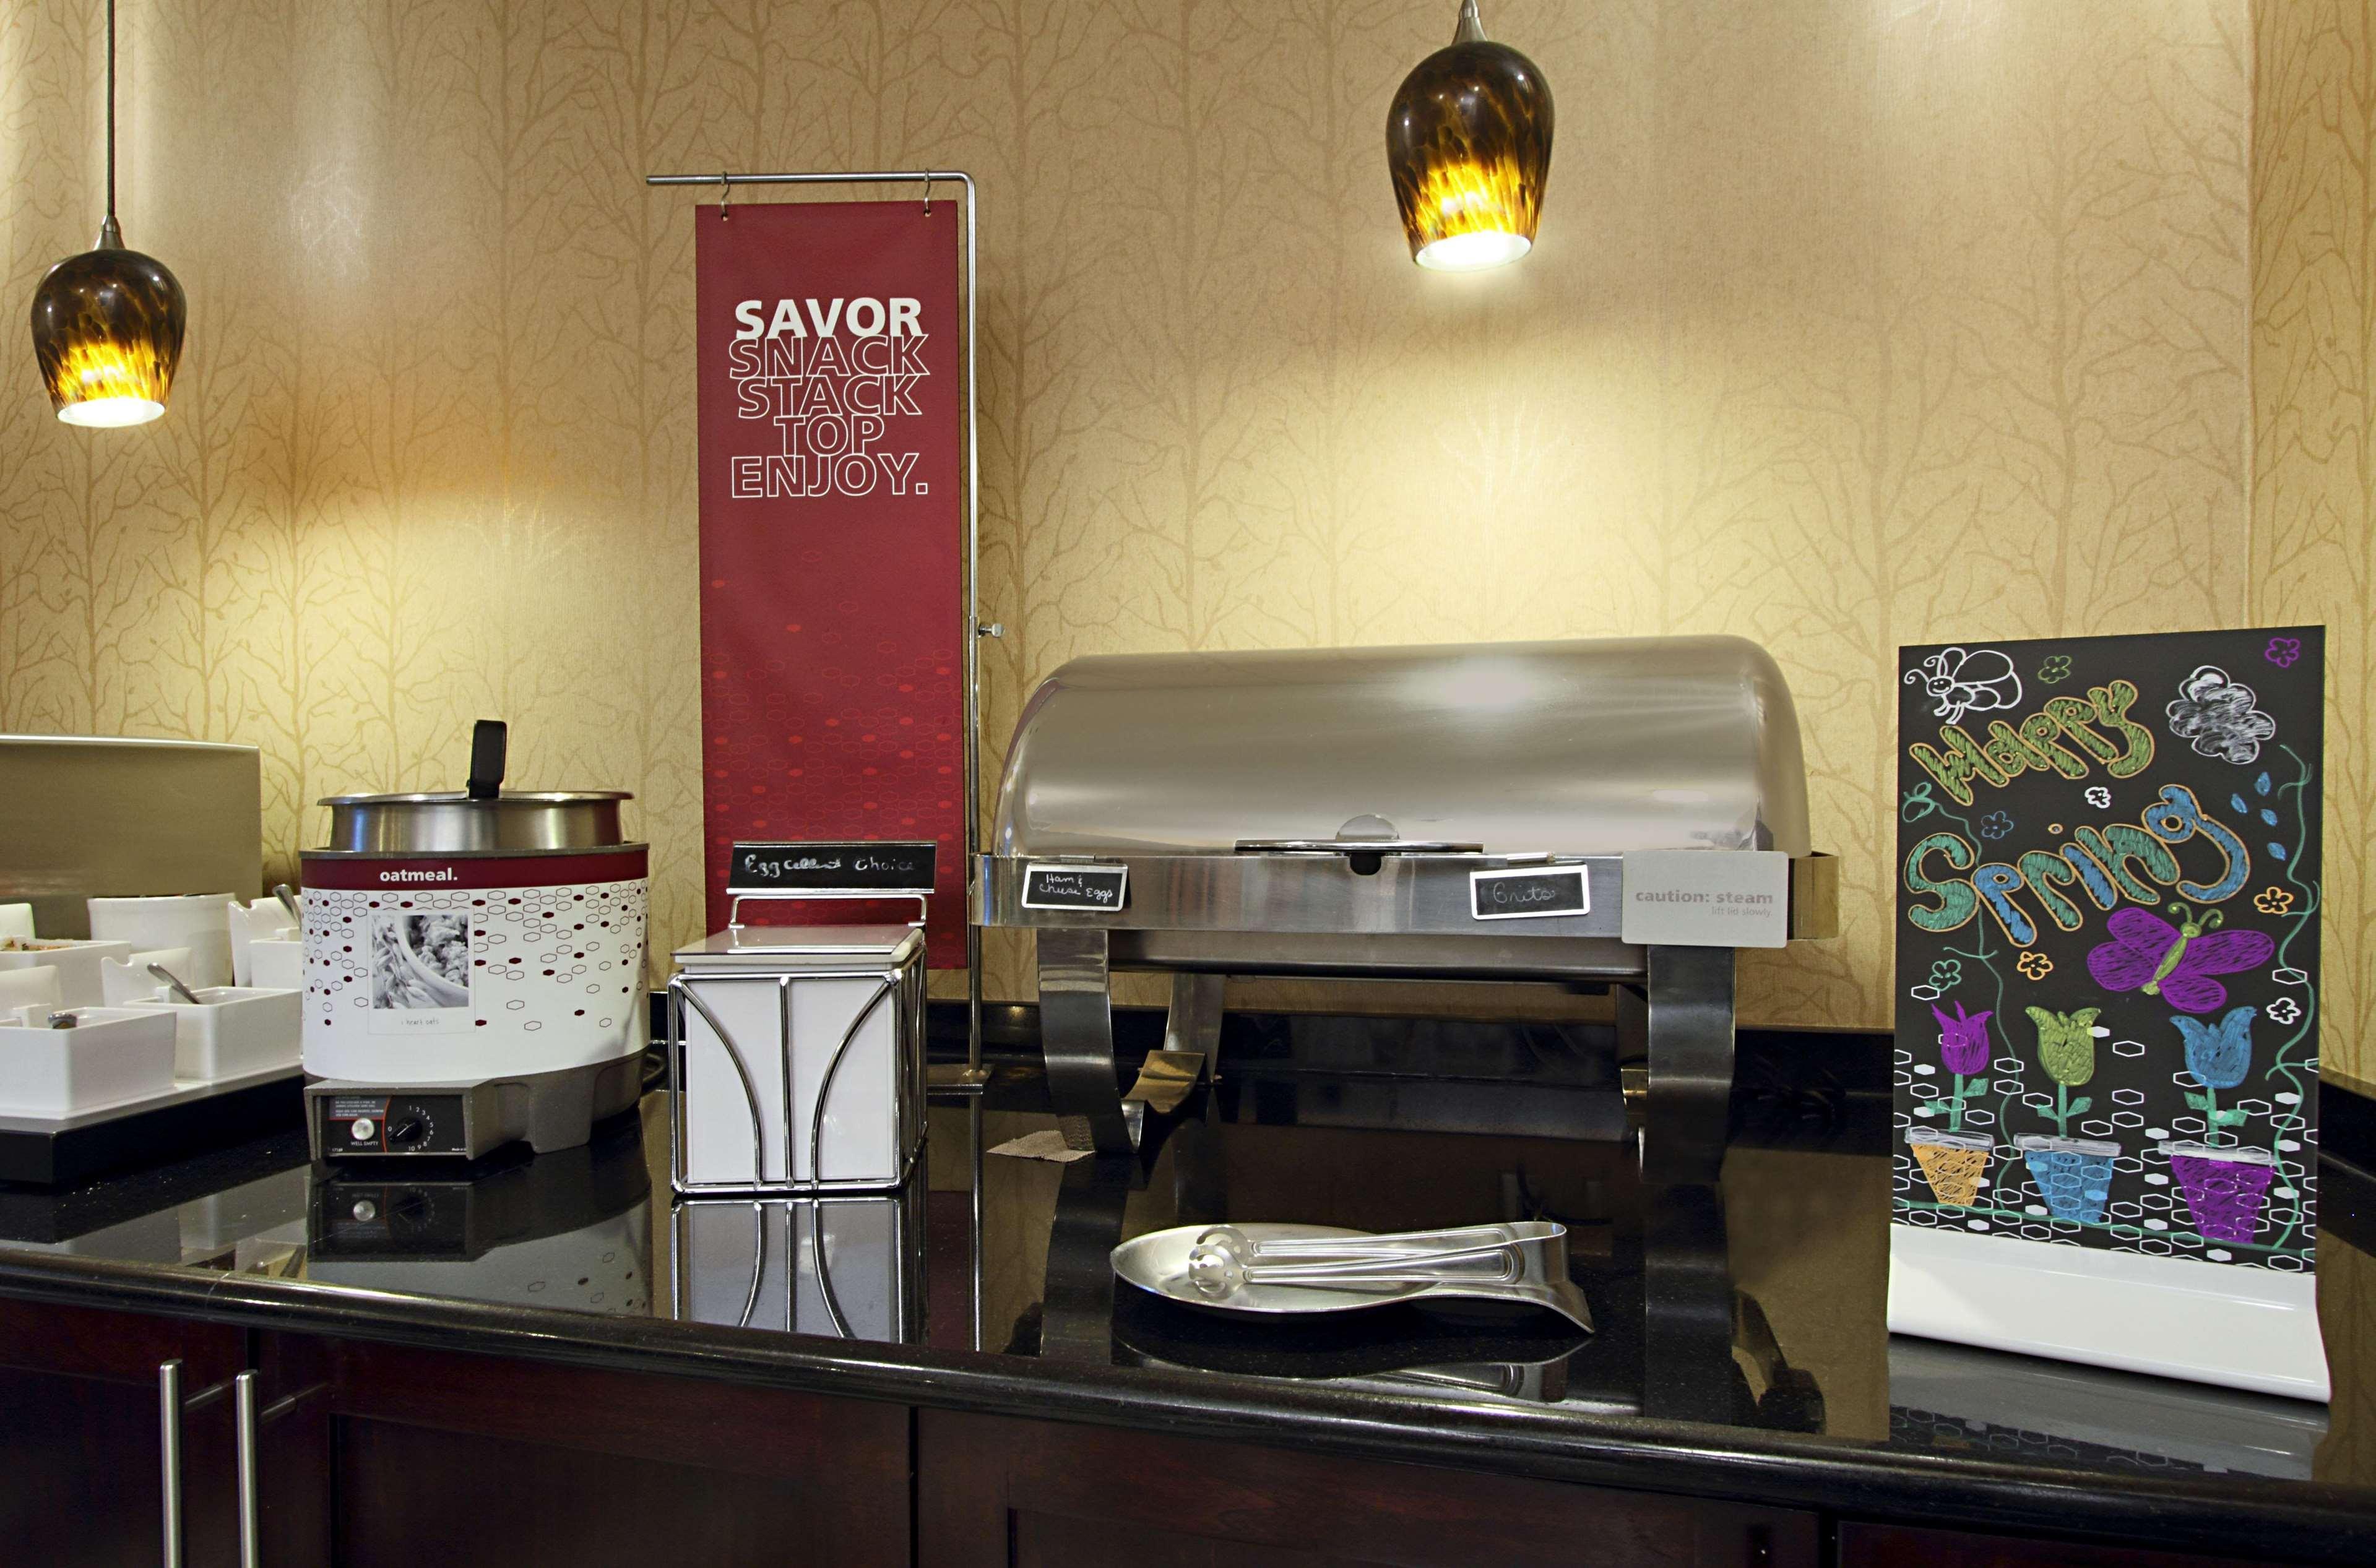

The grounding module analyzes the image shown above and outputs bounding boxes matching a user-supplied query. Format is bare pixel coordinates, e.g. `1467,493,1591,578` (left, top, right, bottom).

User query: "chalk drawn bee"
2085,902,2273,1015
1904,647,2023,726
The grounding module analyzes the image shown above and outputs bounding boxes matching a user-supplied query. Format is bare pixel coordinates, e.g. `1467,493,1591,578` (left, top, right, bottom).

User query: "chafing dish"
977,636,1836,1172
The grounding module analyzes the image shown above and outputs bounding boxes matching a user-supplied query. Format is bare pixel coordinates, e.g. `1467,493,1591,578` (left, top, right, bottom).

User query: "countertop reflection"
3,1022,2374,1557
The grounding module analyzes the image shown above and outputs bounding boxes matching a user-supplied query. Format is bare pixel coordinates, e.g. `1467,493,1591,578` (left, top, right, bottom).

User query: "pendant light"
30,0,186,429
1386,0,1555,273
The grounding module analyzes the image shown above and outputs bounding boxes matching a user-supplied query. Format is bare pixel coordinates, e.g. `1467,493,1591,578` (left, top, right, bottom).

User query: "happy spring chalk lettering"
1902,782,2249,947
1906,681,2156,807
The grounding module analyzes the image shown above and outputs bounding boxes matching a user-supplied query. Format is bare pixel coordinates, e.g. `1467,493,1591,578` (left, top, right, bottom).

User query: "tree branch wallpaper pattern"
2255,0,2374,1480
0,2,2359,1085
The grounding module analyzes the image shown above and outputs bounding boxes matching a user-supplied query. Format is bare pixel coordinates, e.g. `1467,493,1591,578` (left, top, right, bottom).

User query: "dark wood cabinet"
0,1295,2344,1568
917,1408,1818,1568
310,1338,910,1567
1838,1522,2294,1568
0,1298,246,1568
0,1303,907,1568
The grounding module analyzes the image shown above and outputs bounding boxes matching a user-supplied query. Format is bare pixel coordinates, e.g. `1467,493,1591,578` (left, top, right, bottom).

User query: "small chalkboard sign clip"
725,840,939,930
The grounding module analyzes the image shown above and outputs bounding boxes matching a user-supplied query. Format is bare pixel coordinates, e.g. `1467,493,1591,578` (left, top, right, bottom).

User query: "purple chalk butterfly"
2084,902,2273,1015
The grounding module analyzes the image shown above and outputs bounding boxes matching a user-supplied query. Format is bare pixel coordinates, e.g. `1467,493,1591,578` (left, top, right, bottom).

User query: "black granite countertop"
2,1009,2373,1564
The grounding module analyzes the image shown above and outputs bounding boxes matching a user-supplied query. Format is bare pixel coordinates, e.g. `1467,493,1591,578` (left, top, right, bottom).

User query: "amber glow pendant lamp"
30,0,186,429
1388,0,1555,272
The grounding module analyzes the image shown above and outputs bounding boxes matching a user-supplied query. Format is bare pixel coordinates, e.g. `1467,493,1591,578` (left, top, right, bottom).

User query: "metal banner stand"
646,168,991,1096
649,168,991,1351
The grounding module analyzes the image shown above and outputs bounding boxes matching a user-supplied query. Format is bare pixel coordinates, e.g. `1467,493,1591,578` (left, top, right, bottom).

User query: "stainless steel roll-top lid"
316,790,634,855
990,635,1809,858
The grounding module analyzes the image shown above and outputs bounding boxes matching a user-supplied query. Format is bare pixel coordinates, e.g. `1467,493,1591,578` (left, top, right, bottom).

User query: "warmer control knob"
386,1113,428,1147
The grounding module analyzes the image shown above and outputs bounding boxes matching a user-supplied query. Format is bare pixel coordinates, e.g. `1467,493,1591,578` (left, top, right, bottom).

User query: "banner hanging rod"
646,167,988,1089
646,170,970,184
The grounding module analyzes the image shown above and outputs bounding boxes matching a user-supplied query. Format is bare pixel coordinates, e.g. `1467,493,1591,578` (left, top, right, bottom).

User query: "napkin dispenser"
668,920,927,1194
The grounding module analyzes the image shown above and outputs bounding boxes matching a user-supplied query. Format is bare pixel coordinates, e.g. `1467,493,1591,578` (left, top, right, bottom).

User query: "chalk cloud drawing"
1904,647,2022,726
2166,666,2275,764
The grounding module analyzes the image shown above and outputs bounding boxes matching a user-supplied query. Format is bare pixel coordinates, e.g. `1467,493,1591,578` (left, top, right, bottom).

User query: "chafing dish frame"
979,850,1838,1176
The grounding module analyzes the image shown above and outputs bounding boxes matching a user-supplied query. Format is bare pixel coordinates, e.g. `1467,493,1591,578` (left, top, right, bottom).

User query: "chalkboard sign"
1469,865,1589,921
1021,863,1128,911
728,840,937,894
1894,627,2323,1284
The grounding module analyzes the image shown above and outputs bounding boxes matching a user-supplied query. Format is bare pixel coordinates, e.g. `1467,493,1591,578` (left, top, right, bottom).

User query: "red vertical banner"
695,200,967,964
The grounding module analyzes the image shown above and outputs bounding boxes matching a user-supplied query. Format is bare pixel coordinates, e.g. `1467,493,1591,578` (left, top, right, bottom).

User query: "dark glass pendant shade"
31,222,186,428
1387,0,1554,272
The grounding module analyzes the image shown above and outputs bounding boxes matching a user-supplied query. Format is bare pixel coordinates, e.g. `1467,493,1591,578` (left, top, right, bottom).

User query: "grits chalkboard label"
1021,863,1130,911
1469,865,1590,921
728,840,937,894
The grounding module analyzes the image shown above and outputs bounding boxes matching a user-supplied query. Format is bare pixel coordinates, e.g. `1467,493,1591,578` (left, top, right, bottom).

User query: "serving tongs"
1115,1220,1591,1330
1186,1223,1539,1294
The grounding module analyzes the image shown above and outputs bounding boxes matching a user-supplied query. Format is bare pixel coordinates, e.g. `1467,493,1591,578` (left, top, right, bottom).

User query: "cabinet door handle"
234,1371,260,1568
158,1360,184,1568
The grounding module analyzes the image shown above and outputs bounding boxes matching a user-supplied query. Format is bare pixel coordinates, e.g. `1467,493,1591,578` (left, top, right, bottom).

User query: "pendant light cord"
105,0,117,224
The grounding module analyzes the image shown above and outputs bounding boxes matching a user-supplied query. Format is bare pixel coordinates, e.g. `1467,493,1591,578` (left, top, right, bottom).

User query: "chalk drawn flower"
2266,996,2302,1026
2037,655,2072,684
1929,959,1963,991
2083,786,2111,810
2167,666,2276,765
2016,950,2054,981
1978,810,2015,840
2255,887,2294,916
2265,637,2302,669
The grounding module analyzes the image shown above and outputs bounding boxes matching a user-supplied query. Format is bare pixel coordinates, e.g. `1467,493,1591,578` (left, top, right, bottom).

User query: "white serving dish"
0,937,136,1008
129,986,302,1083
226,897,298,987
87,894,236,988
247,939,302,992
0,903,32,940
0,966,63,1012
0,1005,179,1118
100,947,193,1006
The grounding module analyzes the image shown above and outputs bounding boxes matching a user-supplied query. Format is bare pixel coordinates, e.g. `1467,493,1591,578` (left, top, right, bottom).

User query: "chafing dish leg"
1162,971,1225,1061
1038,929,1138,1153
1620,946,1737,1183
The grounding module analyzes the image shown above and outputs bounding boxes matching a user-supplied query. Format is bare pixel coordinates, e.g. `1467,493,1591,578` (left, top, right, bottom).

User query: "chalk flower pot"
1907,1127,1994,1208
128,986,302,1083
2016,1134,2119,1225
2161,1140,2278,1246
0,1006,178,1118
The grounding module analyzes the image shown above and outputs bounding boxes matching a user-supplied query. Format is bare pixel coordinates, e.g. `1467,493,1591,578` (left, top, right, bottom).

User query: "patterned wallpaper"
2257,0,2375,1473
0,2,2355,1078
2257,0,2375,1109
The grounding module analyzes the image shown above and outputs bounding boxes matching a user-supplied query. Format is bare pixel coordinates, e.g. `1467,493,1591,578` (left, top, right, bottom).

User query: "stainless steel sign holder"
646,168,989,1085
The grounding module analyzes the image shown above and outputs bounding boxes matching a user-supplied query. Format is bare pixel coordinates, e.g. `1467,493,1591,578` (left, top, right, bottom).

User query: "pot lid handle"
466,719,508,801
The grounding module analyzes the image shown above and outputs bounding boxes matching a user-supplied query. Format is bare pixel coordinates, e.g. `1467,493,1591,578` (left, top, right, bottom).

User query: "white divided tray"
132,987,303,1084
0,1006,179,1118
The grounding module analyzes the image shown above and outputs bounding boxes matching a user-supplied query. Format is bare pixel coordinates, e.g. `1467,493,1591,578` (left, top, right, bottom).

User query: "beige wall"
2258,1,2376,1467
2257,0,2376,1106
2,2,2354,1077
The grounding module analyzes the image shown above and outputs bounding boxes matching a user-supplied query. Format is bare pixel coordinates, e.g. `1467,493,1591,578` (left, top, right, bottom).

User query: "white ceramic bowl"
0,937,136,1008
100,947,194,1007
87,895,236,988
0,1005,178,1118
0,965,63,1012
130,986,303,1083
247,940,303,992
